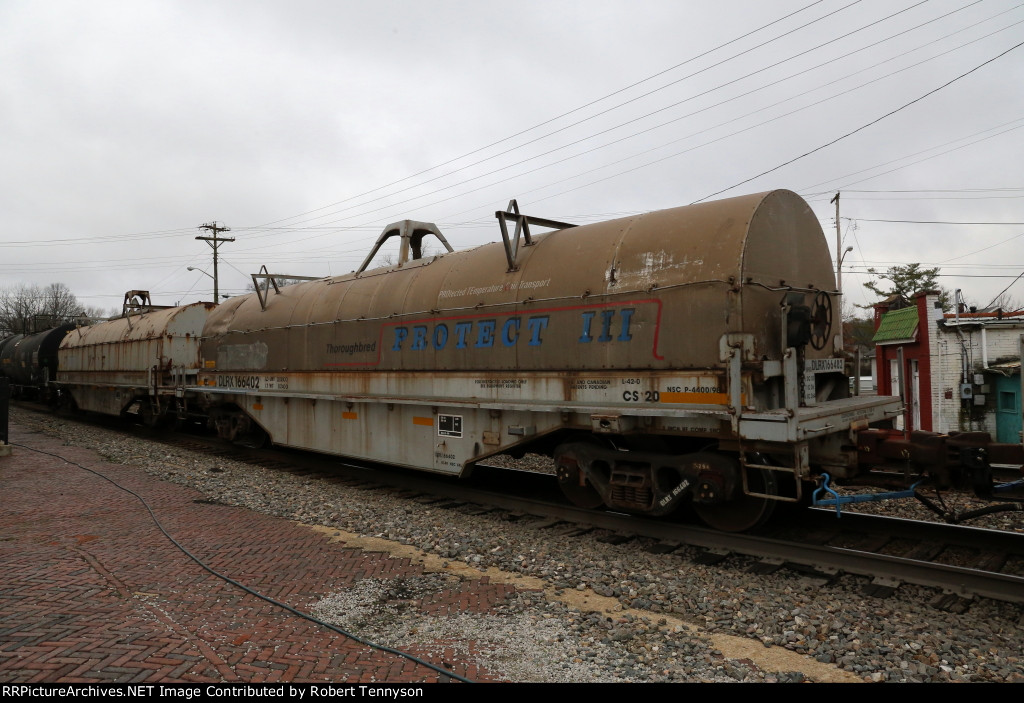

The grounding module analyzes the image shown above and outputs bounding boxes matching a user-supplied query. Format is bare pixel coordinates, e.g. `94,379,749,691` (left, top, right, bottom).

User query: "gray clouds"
2,0,1023,310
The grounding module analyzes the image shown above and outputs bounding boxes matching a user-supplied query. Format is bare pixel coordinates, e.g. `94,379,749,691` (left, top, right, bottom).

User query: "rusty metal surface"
857,428,1024,486
194,191,870,477
60,302,214,374
201,190,835,376
58,302,215,415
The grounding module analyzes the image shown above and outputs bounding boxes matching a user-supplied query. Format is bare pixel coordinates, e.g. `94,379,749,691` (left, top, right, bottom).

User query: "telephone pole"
830,192,851,354
830,192,841,293
196,222,234,301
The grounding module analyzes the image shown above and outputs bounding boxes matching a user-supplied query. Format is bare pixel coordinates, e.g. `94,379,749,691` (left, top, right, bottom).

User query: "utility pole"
830,192,841,293
196,222,234,302
830,191,851,357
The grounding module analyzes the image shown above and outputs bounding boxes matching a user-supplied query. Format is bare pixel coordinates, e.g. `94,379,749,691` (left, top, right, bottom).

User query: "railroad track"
12,405,1024,607
126,421,1024,608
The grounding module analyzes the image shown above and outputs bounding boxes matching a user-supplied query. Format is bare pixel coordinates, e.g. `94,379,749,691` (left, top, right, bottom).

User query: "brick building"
872,291,1023,442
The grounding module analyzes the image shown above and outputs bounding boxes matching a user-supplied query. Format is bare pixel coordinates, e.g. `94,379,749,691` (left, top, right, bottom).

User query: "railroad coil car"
5,190,1019,531
195,190,923,531
57,293,215,424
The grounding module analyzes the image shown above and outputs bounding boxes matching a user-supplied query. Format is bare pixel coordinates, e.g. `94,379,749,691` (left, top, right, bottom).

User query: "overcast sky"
2,0,1023,315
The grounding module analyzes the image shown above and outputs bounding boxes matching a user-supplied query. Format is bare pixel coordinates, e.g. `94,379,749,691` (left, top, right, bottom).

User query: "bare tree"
0,283,86,335
245,276,309,293
987,292,1023,313
38,283,83,325
0,284,36,335
80,304,118,322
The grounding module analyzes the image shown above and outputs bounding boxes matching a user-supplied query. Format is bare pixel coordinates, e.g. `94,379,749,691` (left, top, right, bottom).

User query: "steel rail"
325,460,1024,604
16,406,1024,606
139,430,1024,605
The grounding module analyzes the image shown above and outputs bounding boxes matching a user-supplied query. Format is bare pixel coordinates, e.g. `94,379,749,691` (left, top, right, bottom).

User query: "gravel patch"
311,577,737,683
11,409,1024,683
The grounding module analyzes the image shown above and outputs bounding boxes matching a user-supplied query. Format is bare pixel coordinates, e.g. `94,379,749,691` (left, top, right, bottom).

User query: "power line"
691,38,1024,203
250,0,835,230
467,25,1017,214
818,193,1024,200
938,232,1024,265
839,188,1024,193
983,271,1024,308
844,261,1024,269
844,270,1024,279
255,0,932,233
113,1,1005,257
801,121,1024,194
248,11,1010,252
14,6,1024,305
0,227,199,248
799,117,1024,196
426,7,1024,224
854,219,1024,224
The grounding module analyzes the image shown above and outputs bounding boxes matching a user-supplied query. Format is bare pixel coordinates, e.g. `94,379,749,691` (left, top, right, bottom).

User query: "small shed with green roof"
872,306,919,345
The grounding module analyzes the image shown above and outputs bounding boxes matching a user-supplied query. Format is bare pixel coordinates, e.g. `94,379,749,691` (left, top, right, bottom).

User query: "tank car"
197,190,918,531
0,324,77,401
0,334,24,376
58,292,215,425
0,334,25,392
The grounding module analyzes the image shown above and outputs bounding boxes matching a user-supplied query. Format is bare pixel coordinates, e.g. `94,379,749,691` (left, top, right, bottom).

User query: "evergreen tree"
863,263,950,311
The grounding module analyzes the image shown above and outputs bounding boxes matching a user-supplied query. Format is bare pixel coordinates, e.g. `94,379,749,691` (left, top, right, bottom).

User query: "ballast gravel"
12,409,1024,683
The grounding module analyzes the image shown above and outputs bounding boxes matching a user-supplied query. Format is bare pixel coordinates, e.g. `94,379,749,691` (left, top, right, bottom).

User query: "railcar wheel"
693,467,777,532
554,444,605,509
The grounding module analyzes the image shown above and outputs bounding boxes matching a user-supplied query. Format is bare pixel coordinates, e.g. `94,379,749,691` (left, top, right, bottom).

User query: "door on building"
890,358,904,430
995,375,1021,443
911,359,921,430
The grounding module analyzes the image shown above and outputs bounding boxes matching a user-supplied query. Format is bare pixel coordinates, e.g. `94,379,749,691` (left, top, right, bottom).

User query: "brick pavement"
0,420,522,683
